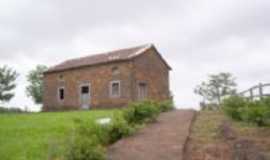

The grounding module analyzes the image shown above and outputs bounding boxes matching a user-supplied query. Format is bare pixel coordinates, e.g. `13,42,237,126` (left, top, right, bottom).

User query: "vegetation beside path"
0,100,174,160
0,110,118,160
185,111,270,160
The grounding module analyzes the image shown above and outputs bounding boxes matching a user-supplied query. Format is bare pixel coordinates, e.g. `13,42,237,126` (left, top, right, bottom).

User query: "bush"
123,100,160,124
105,117,135,144
222,96,247,121
222,96,270,126
240,101,270,126
158,100,174,112
65,134,105,160
65,100,173,160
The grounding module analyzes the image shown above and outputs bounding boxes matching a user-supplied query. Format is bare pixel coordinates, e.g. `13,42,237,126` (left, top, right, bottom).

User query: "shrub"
240,101,270,126
123,100,160,124
65,134,105,160
105,117,135,144
75,121,107,145
222,96,270,126
222,96,247,121
158,100,174,112
73,115,135,145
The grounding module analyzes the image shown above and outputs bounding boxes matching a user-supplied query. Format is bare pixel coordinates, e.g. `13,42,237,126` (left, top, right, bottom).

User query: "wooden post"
249,89,254,101
259,83,263,100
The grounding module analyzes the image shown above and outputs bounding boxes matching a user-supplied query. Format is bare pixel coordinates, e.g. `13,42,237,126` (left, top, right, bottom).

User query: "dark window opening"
59,74,64,81
81,86,89,94
59,88,64,100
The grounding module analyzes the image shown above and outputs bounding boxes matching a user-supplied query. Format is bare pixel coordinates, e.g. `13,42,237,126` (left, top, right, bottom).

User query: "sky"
1,0,270,111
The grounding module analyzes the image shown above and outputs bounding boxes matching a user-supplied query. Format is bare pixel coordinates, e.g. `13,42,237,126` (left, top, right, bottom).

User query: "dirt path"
107,110,195,160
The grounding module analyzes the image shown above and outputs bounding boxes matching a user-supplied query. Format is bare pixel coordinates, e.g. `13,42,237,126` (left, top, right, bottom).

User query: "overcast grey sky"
1,0,270,110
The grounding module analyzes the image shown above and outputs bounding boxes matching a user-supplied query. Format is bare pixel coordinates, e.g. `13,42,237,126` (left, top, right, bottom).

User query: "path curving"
107,110,195,160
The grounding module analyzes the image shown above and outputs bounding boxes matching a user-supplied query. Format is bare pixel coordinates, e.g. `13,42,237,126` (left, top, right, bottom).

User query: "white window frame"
58,86,65,102
110,80,121,98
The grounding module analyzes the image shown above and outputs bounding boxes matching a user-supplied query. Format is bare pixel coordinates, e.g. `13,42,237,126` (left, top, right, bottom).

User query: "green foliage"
66,114,134,160
0,65,18,102
158,100,174,112
222,96,270,126
123,100,160,124
194,72,237,105
26,65,48,104
65,134,105,160
0,110,117,160
73,115,134,146
0,106,26,113
222,96,247,120
105,117,135,144
240,101,270,126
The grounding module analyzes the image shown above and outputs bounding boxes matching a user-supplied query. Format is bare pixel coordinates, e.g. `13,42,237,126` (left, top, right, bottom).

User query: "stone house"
43,44,171,111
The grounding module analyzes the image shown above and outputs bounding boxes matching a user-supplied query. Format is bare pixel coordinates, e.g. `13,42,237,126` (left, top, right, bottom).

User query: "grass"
190,110,227,144
0,110,121,160
188,110,270,157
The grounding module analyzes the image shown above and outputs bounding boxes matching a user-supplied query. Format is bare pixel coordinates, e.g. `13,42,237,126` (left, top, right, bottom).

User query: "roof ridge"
45,43,153,73
65,43,151,62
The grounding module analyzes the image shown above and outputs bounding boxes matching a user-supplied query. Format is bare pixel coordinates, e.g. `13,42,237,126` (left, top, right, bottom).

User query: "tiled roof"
45,44,153,73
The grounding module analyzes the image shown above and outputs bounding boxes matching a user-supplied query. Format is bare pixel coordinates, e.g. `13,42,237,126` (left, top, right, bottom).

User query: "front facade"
43,44,171,111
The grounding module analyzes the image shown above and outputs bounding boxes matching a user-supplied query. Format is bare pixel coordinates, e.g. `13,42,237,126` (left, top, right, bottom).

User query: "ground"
107,110,195,160
184,111,270,160
0,110,120,160
2,109,269,160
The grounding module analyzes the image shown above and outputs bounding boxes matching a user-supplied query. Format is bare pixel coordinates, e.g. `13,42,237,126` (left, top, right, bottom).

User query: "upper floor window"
110,81,120,98
58,74,64,81
58,87,65,101
112,66,120,75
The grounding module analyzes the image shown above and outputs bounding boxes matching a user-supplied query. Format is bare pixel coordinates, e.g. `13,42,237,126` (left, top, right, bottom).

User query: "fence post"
259,83,263,100
249,89,253,101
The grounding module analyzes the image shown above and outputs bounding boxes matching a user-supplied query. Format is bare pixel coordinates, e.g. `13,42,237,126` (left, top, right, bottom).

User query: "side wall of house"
43,61,133,111
132,48,170,101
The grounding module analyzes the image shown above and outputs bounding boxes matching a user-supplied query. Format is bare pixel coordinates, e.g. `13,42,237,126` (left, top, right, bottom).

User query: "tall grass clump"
65,114,134,160
158,100,174,112
123,100,160,125
222,96,270,126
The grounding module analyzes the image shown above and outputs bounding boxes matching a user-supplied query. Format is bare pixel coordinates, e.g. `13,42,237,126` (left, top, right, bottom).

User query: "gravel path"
107,110,195,160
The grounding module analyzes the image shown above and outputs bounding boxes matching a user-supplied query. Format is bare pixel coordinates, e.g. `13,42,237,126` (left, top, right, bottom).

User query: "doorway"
80,84,90,109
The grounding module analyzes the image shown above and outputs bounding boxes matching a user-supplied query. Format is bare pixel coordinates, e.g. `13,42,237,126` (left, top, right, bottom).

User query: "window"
81,86,89,94
138,82,147,100
58,87,65,101
58,74,64,81
110,81,120,97
112,66,120,75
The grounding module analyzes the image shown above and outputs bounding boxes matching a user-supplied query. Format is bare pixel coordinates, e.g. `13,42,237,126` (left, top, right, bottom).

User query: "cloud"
0,0,270,110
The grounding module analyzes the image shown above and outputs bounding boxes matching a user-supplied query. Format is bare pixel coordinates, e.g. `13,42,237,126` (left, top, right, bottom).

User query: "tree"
194,72,237,105
0,65,18,103
26,65,48,104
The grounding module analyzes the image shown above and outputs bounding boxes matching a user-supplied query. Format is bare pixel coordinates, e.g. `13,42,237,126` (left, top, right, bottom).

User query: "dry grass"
188,110,270,156
190,111,227,145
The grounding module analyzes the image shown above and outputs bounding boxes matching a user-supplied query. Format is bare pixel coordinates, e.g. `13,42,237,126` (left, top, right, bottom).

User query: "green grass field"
0,110,120,160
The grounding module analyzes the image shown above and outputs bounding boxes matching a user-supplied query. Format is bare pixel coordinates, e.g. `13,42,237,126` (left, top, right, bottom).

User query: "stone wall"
43,47,171,111
132,48,170,101
43,61,134,111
